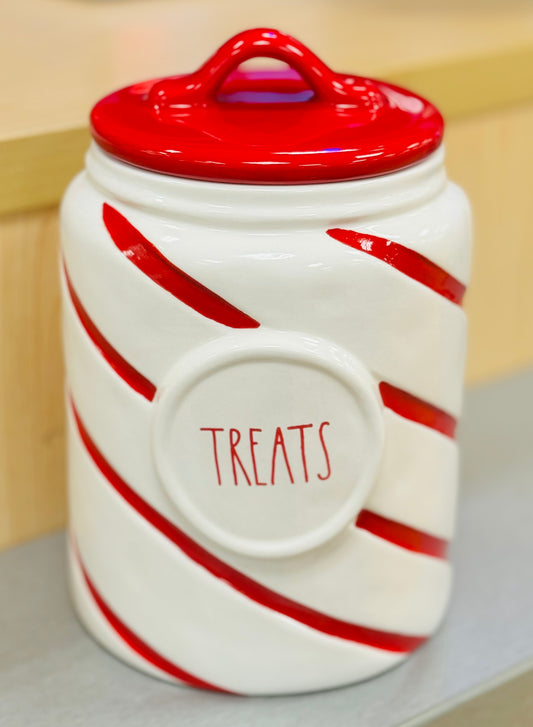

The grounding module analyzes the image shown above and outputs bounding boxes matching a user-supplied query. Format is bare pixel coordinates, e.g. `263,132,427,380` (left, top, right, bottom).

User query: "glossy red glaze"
356,510,448,559
102,204,260,328
73,542,232,693
71,398,428,653
379,382,457,439
326,228,466,305
91,28,444,184
63,262,157,401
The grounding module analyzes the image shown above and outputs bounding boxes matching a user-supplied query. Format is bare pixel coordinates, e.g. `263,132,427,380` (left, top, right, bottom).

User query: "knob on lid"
91,28,444,184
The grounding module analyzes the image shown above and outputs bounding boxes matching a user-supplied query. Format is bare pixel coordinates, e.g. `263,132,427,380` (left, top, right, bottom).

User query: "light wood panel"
447,102,533,385
1,100,532,551
2,0,533,214
0,128,90,219
0,208,65,550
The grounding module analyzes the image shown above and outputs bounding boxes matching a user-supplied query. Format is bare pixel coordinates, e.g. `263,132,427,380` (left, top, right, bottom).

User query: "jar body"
61,143,471,695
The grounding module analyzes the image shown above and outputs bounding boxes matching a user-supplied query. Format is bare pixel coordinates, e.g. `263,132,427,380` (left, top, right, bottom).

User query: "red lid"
91,28,444,184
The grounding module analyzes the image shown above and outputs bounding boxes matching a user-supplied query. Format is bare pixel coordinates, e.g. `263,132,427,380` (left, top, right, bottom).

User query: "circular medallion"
152,331,384,558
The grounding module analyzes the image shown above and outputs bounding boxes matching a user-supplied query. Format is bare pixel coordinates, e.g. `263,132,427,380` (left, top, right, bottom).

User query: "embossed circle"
152,331,384,558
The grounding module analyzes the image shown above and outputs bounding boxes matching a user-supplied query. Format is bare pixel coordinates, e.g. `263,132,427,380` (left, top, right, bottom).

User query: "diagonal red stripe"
379,382,457,438
326,228,466,305
72,541,233,693
70,398,427,654
63,263,156,401
356,510,448,559
102,203,260,329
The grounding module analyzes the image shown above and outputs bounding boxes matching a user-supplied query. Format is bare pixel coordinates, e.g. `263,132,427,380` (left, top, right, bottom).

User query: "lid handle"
149,28,386,110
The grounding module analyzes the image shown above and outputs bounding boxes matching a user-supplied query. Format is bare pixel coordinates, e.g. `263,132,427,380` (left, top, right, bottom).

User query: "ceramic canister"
60,28,472,695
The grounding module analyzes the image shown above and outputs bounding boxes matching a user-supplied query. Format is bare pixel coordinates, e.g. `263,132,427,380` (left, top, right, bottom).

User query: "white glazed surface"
61,143,471,694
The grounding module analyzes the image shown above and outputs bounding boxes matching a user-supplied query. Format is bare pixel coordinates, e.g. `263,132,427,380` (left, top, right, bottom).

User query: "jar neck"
86,142,447,227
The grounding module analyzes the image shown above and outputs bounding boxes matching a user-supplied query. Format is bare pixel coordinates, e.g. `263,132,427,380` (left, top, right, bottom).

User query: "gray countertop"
1,370,533,726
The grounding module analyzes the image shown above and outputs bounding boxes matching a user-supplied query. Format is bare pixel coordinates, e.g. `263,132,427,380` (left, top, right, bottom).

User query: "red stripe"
379,382,457,438
356,510,448,559
326,228,466,305
70,399,427,654
102,204,260,329
63,263,156,401
72,543,232,693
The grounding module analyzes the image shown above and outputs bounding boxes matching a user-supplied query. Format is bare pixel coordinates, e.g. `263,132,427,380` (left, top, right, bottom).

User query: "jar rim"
85,142,447,226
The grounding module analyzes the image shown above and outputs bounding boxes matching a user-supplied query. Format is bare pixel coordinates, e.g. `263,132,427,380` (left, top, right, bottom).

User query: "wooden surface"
0,209,66,551
1,0,533,549
447,103,533,385
2,0,533,214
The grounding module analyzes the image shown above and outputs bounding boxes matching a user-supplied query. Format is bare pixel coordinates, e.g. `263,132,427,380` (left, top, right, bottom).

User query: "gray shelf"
2,370,533,726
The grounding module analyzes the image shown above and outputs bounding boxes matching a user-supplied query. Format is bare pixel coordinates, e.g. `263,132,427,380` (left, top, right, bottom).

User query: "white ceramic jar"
61,29,472,695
